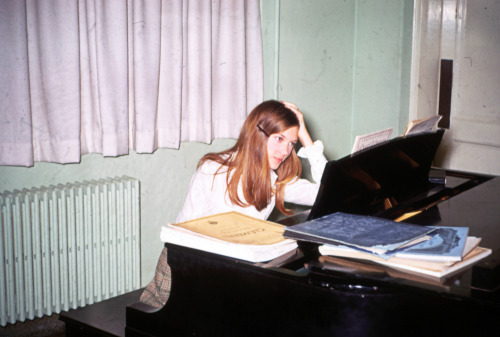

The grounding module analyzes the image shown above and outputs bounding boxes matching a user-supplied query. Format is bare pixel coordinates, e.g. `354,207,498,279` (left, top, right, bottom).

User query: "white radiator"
0,176,141,326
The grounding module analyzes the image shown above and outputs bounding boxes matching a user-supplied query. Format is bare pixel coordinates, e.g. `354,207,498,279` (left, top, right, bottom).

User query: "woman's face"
266,126,299,170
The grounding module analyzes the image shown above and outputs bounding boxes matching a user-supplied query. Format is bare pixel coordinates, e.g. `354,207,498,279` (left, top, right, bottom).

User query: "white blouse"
176,141,328,223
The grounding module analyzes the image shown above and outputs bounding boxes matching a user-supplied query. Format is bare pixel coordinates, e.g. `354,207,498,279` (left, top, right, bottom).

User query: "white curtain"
0,0,263,167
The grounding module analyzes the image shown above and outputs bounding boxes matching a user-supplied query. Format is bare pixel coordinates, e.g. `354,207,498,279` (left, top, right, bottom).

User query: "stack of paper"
161,212,298,263
284,212,491,278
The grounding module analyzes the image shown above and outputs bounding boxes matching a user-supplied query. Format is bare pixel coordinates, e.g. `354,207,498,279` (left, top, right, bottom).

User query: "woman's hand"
282,102,314,148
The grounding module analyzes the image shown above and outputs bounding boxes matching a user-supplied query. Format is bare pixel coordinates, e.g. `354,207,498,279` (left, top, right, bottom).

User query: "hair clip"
257,124,270,137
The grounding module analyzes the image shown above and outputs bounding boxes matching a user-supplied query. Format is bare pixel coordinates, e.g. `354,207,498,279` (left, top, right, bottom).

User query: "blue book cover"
394,226,469,261
284,212,435,253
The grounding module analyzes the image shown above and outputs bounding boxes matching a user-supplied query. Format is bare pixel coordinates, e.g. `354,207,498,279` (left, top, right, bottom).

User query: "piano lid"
308,129,445,221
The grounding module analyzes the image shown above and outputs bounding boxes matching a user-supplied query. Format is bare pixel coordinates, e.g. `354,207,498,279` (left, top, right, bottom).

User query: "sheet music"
351,127,393,153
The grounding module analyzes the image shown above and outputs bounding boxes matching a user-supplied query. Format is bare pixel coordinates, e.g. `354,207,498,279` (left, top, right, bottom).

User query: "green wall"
0,0,414,286
0,140,236,286
262,0,414,159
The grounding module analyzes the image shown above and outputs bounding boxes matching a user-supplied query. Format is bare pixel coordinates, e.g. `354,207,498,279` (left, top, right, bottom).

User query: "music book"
284,212,435,255
403,115,442,136
160,212,298,263
319,241,491,279
318,255,469,290
319,235,480,264
393,226,469,262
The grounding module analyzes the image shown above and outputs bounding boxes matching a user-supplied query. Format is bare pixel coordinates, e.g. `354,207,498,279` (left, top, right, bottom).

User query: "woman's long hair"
199,100,302,215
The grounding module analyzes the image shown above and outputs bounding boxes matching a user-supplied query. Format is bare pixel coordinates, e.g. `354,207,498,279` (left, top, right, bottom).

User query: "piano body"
126,129,500,337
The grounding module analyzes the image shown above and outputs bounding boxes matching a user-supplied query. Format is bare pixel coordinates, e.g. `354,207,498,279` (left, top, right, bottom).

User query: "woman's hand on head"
282,102,314,148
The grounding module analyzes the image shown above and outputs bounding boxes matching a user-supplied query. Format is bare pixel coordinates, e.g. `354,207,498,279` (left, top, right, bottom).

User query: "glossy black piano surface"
126,131,500,337
307,129,446,220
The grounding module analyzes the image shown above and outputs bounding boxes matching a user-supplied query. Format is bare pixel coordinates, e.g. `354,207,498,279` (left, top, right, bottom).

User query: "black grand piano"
125,129,500,337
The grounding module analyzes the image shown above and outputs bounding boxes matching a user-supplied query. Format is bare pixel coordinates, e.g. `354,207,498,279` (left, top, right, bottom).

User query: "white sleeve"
284,140,328,206
296,140,328,183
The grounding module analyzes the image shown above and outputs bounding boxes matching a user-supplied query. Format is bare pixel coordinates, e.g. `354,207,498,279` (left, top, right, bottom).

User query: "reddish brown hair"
199,100,302,215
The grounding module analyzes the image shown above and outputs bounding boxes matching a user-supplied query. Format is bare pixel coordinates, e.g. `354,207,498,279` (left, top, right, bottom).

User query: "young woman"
140,100,328,307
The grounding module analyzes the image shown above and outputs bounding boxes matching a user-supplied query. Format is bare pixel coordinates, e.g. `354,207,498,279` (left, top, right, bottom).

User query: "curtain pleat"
181,0,213,144
130,0,162,153
79,0,101,155
211,0,248,139
27,0,81,164
0,0,33,166
0,0,263,167
80,0,130,157
156,0,183,149
26,0,80,163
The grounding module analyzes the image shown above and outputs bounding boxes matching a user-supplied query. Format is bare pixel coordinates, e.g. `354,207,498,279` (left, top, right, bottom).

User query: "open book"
160,212,298,263
403,115,442,136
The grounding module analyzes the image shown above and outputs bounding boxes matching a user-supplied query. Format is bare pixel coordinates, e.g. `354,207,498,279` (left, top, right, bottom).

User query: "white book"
393,227,471,262
160,212,298,263
403,115,442,136
319,237,491,279
377,246,491,278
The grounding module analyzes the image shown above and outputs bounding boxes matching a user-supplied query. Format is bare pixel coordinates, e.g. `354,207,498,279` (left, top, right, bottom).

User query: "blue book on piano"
394,226,469,261
284,212,435,254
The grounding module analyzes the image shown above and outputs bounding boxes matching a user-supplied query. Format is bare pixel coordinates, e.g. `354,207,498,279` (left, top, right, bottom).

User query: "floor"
0,314,66,337
0,289,143,337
